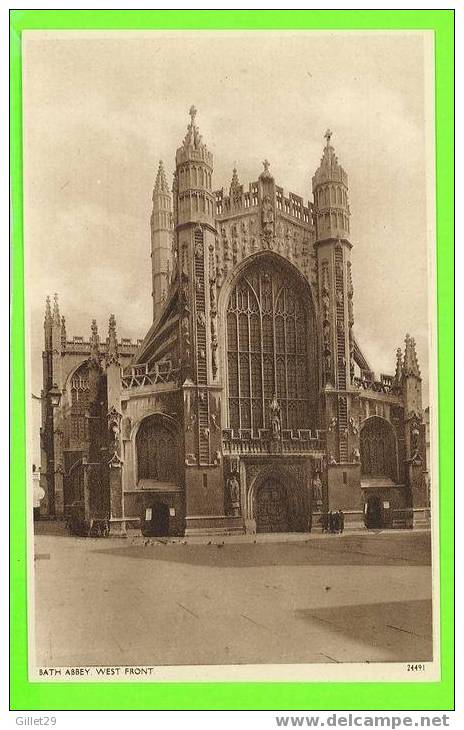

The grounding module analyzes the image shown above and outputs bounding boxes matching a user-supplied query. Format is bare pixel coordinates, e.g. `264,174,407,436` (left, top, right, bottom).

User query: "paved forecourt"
33,525,433,668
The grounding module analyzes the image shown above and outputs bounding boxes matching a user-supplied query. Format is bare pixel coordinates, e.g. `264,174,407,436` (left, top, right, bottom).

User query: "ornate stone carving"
261,194,275,241
328,416,338,431
108,451,123,469
269,393,282,440
226,474,241,516
312,472,323,505
195,237,204,258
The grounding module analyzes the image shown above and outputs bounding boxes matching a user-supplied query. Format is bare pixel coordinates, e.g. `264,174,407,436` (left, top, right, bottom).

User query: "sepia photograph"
22,29,439,681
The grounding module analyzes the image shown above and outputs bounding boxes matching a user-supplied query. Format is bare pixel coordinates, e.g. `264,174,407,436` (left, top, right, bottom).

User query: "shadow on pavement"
295,598,433,662
34,520,70,537
93,533,432,568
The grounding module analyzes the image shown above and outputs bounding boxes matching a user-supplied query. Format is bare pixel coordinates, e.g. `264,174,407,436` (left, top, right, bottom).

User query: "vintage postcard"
22,29,440,683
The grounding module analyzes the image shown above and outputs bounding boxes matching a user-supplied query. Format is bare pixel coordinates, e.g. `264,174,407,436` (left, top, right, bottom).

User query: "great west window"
226,259,316,432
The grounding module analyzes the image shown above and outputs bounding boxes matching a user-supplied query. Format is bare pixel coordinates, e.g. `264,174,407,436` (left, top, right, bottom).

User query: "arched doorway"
360,416,397,480
142,502,170,537
365,496,383,528
256,478,289,533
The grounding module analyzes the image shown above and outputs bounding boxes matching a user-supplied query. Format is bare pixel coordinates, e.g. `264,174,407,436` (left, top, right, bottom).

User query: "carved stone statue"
261,195,274,237
312,472,323,504
269,393,282,440
227,474,241,516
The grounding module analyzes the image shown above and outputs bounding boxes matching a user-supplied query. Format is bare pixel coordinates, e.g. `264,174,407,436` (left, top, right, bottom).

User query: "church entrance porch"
246,461,312,534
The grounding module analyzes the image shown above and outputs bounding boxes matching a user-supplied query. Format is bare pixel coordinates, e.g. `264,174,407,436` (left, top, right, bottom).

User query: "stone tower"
150,160,173,323
174,106,224,529
313,131,360,507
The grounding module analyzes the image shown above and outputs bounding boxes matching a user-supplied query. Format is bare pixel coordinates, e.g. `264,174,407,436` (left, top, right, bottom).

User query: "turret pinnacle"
60,316,67,351
89,319,100,366
229,166,243,206
182,104,205,151
230,167,240,190
154,160,170,196
44,296,52,348
312,129,350,242
44,296,52,324
106,314,120,366
52,293,60,325
313,129,348,187
403,334,421,378
393,347,403,386
260,159,273,180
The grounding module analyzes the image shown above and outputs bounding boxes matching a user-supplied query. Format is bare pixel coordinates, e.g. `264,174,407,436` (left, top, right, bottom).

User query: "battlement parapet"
62,336,140,356
214,182,313,226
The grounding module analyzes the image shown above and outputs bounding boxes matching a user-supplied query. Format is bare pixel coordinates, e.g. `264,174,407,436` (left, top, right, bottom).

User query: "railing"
353,374,400,395
222,428,326,455
121,360,179,389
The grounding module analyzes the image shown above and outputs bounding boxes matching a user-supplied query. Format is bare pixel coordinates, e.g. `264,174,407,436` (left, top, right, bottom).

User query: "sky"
22,30,435,463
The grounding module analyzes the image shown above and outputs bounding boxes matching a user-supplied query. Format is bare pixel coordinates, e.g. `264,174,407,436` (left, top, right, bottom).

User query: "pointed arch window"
70,363,90,443
227,260,315,432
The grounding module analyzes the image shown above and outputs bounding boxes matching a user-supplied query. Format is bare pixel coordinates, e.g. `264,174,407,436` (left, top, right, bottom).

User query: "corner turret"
312,130,350,243
174,106,214,226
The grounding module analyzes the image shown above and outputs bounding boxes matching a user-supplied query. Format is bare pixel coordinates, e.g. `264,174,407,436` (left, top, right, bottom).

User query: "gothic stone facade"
40,108,428,536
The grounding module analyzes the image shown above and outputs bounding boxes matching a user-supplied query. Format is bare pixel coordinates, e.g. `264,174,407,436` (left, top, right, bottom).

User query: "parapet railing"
222,428,326,455
121,360,178,389
353,374,401,395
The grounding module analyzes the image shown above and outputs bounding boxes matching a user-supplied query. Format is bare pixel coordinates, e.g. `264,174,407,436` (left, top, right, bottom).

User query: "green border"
10,9,454,711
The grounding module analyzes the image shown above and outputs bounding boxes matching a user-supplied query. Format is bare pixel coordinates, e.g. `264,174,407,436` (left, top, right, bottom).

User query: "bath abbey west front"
39,107,429,536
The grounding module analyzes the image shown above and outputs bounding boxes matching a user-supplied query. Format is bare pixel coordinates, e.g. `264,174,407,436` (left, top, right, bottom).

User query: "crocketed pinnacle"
403,334,421,378
393,347,403,386
44,296,52,325
230,167,240,189
89,319,100,364
60,316,67,346
106,313,120,366
154,160,170,195
52,293,60,325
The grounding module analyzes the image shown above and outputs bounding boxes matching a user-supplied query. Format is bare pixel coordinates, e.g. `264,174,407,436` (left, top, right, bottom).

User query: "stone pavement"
33,523,433,668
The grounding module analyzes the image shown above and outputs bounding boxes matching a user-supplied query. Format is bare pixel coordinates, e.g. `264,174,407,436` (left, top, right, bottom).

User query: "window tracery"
227,260,314,431
70,364,90,443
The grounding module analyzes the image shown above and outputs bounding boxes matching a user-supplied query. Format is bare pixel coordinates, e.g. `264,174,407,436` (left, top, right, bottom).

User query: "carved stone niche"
107,406,122,449
121,416,132,441
225,456,241,516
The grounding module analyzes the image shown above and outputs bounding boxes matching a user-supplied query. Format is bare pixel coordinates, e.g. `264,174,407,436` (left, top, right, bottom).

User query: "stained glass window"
226,260,315,431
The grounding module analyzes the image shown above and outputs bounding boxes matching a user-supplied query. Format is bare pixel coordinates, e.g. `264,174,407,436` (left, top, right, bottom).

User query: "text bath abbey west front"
39,107,429,537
